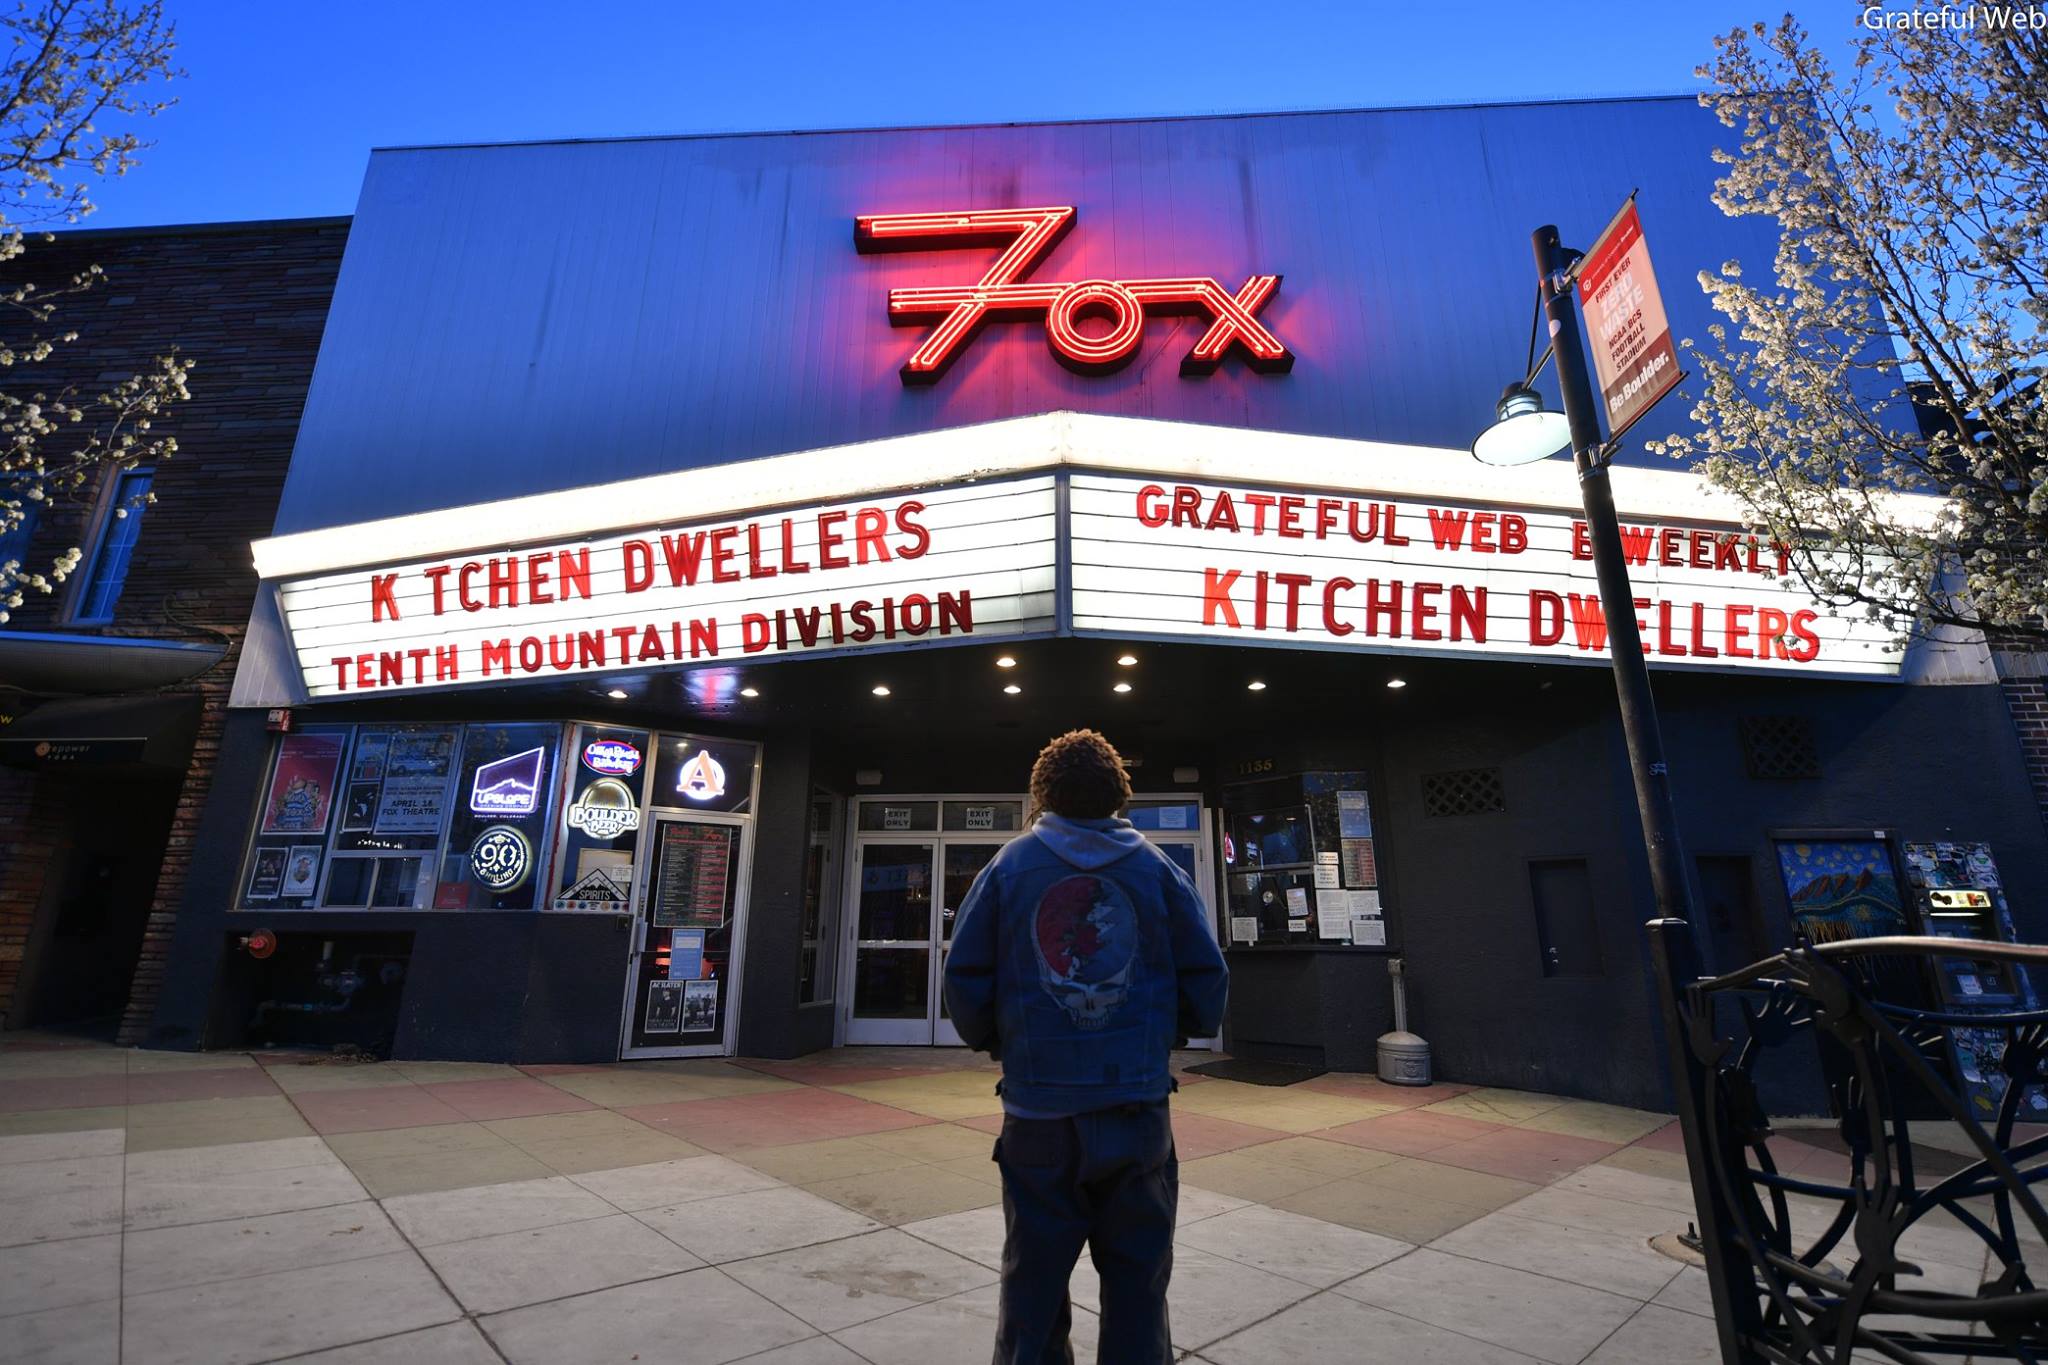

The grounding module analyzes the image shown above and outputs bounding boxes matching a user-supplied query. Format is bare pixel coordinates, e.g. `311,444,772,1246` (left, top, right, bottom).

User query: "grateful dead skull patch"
1031,874,1139,1029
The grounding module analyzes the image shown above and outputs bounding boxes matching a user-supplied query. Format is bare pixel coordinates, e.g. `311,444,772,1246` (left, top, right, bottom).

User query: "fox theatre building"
145,99,2048,1110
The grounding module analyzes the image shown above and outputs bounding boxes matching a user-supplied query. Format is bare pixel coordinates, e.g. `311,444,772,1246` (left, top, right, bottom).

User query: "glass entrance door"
840,796,1218,1047
622,814,745,1058
843,814,1022,1045
846,840,939,1044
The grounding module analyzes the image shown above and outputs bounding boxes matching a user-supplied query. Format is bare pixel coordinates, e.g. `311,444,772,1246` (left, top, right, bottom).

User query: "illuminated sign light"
854,206,1293,384
582,739,642,776
470,746,546,816
675,750,726,802
469,825,533,892
567,779,643,840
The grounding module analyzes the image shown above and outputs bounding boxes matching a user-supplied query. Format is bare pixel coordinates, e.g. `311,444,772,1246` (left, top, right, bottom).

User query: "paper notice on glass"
1314,864,1341,889
1315,890,1351,939
1229,915,1259,944
1350,915,1387,946
1285,887,1309,917
1347,889,1382,918
1337,790,1372,838
1317,851,1340,864
1341,839,1377,888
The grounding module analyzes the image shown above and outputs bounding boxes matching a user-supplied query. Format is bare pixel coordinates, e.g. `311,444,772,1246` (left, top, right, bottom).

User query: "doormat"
1184,1058,1326,1087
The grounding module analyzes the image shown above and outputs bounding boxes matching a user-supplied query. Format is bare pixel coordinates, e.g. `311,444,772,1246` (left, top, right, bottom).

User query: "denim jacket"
942,814,1229,1116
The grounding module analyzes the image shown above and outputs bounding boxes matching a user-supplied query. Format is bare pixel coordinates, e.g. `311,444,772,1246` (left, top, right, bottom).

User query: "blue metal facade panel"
276,99,1795,534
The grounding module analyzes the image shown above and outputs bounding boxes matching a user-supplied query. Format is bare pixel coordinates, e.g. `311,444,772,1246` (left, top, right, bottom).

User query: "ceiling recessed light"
995,655,1017,669
605,688,628,700
739,687,759,698
1386,678,1407,690
1113,682,1133,694
1116,654,1138,667
1003,684,1021,695
871,685,891,697
1246,680,1267,691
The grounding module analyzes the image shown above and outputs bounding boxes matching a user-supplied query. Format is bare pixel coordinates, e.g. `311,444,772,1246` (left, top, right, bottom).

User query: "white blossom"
0,0,182,623
1650,16,2048,645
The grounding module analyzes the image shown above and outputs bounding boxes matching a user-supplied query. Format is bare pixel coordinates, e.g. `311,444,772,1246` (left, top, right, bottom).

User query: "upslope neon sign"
854,206,1293,384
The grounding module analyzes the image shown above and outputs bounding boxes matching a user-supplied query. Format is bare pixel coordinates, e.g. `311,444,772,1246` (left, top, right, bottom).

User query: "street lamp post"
1476,225,1698,932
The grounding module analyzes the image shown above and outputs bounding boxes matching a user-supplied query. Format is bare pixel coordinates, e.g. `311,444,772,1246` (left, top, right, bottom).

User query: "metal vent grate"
1739,715,1821,780
1421,767,1505,818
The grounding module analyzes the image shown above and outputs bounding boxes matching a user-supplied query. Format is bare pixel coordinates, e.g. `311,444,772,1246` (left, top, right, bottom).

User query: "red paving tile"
0,1074,130,1113
1171,1112,1288,1160
958,1113,1006,1135
1427,1126,1622,1183
739,1061,951,1086
1298,1075,1475,1108
423,1077,597,1121
289,1083,469,1134
1631,1120,1687,1153
517,1064,607,1076
125,1068,282,1106
1320,1109,1505,1157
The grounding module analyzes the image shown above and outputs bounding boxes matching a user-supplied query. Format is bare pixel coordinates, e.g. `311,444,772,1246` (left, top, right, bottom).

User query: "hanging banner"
1576,198,1682,442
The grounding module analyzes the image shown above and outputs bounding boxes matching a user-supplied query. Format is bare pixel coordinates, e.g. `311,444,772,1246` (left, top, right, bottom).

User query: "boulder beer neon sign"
855,206,1293,384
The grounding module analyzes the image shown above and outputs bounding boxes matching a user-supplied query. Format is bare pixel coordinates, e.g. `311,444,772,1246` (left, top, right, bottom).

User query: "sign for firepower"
1066,474,1903,676
278,478,1058,698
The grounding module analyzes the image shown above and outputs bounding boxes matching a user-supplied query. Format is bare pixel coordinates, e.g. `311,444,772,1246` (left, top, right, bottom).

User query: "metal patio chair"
1649,921,2048,1363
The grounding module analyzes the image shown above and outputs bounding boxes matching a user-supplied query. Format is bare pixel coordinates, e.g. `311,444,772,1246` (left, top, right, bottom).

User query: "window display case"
1221,770,1384,949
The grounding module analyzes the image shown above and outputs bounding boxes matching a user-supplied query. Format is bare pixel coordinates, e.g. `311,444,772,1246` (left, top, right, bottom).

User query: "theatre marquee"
247,415,1923,703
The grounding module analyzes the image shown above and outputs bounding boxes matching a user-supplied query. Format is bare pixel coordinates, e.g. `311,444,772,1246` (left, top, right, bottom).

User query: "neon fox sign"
854,206,1293,384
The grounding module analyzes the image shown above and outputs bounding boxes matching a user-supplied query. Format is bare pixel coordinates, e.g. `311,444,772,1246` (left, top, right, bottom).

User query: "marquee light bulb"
605,688,628,699
1113,682,1133,693
1003,684,1021,695
1117,654,1137,667
739,687,759,698
1247,680,1267,691
995,656,1017,668
872,684,892,697
1386,678,1407,690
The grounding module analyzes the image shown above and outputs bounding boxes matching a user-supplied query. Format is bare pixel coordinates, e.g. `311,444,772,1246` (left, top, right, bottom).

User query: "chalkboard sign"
650,821,735,929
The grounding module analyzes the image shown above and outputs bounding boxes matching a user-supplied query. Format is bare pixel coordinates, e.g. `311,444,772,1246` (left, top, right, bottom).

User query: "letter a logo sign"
855,206,1294,384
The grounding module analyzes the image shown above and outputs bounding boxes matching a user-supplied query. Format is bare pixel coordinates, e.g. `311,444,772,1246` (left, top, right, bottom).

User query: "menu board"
650,822,734,929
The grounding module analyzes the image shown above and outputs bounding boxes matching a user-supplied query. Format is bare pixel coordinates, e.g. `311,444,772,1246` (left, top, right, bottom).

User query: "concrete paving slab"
480,1266,815,1364
722,1228,997,1331
419,1211,704,1313
1335,1247,1641,1364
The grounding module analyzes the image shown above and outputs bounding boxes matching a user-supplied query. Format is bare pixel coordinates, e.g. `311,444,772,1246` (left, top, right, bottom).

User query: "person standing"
944,729,1229,1365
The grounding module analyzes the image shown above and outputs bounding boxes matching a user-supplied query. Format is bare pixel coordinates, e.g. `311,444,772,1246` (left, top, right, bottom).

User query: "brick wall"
0,219,347,1036
2004,679,2048,829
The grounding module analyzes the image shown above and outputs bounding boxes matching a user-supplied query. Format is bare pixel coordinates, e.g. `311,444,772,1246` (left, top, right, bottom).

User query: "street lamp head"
1471,381,1572,467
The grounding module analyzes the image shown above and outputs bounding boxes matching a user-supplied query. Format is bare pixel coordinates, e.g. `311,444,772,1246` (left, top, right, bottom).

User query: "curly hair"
1028,729,1132,821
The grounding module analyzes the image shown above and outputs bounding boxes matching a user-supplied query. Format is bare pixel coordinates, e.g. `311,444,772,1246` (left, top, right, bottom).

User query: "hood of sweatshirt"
1031,813,1149,870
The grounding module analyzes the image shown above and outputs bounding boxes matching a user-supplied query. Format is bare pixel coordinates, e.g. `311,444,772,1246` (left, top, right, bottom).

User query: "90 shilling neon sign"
854,206,1293,384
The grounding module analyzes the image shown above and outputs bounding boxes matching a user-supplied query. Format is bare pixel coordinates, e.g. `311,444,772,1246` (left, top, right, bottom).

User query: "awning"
0,630,226,695
0,692,202,772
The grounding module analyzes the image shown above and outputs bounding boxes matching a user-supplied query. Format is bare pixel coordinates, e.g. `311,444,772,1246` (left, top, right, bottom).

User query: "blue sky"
86,0,1861,229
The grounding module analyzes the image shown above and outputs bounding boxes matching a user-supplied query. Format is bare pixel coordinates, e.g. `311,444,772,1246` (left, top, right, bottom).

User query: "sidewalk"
0,1035,1734,1364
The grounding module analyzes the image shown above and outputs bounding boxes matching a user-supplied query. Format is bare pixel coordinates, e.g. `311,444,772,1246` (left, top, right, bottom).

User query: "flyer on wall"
386,730,456,780
261,732,344,835
374,779,448,835
682,979,718,1032
245,847,287,899
280,846,323,898
644,980,683,1033
341,781,381,831
350,733,390,782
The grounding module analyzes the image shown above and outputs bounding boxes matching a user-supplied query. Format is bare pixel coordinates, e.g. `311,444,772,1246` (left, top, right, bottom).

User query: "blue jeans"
991,1100,1177,1365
